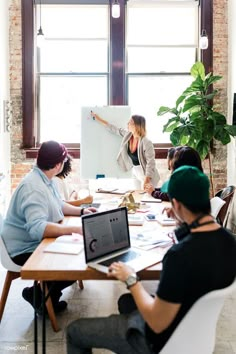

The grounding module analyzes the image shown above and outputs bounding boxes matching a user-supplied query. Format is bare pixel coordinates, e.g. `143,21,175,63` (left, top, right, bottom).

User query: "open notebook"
43,235,84,255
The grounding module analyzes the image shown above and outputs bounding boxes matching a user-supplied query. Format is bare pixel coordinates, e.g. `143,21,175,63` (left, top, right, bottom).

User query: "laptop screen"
82,207,130,262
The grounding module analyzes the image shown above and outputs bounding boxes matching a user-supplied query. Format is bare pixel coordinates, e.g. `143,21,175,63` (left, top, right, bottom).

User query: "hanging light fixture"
200,29,208,50
112,0,120,19
37,0,45,46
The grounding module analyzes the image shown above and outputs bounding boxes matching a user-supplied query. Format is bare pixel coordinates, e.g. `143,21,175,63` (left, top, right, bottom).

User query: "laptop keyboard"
99,250,139,267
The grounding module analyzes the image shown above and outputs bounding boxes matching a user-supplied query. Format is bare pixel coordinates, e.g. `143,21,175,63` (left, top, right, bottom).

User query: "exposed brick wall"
9,0,27,186
8,0,229,195
11,162,33,192
212,0,228,194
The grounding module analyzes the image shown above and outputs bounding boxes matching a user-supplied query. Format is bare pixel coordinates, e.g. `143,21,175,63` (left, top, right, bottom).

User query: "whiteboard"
81,106,132,179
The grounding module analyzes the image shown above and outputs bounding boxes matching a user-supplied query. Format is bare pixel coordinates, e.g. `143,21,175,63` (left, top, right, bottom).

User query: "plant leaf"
214,127,231,144
157,106,178,116
157,106,172,116
205,75,222,86
196,140,209,159
190,62,205,80
223,125,236,137
204,91,218,100
212,112,227,125
182,97,202,113
176,94,186,107
170,129,181,146
180,135,189,145
163,116,180,132
190,76,205,91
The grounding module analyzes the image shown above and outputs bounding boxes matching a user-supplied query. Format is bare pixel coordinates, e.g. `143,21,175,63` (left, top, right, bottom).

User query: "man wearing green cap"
66,165,236,354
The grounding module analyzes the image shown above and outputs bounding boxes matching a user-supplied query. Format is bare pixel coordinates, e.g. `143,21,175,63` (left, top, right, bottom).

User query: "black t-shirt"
145,228,236,353
127,145,140,166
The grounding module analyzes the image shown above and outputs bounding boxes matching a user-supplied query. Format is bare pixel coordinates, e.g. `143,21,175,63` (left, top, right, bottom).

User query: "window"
127,1,199,142
37,4,108,143
22,0,213,154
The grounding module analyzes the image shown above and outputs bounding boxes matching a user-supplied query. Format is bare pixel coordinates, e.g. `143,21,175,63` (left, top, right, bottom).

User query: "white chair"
0,215,59,331
210,196,226,220
160,279,236,354
0,215,21,321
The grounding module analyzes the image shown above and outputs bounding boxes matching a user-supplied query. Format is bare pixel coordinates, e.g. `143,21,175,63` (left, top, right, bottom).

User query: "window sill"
25,144,171,159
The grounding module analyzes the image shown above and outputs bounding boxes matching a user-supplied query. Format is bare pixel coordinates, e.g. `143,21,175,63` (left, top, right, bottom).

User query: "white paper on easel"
81,106,132,179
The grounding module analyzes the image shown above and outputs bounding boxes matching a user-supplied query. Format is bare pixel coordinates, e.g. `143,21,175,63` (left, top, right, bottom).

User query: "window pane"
40,5,108,39
128,47,196,73
39,76,107,143
40,40,108,72
128,75,192,143
127,4,198,46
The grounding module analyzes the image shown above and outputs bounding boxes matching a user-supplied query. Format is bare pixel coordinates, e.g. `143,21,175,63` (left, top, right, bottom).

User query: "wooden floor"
0,263,236,354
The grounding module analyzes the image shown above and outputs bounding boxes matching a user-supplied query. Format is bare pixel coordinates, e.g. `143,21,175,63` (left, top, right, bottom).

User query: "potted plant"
157,61,236,194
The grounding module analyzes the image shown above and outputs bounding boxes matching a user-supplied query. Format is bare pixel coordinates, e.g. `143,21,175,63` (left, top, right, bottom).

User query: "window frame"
21,0,213,158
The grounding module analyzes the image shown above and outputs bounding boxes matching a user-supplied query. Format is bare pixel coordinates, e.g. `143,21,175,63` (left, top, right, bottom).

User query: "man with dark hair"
66,166,236,354
2,140,96,313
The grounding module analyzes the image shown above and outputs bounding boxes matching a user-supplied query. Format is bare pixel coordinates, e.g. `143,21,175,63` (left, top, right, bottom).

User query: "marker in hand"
91,110,95,121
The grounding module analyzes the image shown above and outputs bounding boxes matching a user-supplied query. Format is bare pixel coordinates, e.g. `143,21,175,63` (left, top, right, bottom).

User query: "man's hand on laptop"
83,207,97,215
107,262,135,282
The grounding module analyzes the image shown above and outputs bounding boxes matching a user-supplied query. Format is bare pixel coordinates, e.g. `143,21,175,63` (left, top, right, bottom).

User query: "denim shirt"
2,166,64,258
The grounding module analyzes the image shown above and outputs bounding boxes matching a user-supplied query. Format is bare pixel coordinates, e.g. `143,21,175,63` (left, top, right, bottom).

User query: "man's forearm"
43,222,82,238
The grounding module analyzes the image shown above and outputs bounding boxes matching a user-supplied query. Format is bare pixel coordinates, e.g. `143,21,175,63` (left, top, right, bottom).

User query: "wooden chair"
215,185,235,226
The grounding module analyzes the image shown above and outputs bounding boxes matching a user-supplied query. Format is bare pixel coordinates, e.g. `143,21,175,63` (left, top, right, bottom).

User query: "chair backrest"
160,279,236,354
0,215,21,272
210,197,226,219
215,185,235,226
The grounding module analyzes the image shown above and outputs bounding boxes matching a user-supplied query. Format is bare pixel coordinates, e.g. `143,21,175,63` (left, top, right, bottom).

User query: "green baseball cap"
161,165,210,207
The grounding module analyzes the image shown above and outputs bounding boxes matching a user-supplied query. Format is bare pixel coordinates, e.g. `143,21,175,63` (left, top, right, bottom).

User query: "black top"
151,188,170,201
145,227,236,353
127,145,140,166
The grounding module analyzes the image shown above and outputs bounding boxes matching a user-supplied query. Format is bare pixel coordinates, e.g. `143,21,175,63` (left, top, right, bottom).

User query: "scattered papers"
130,227,172,250
128,214,144,226
155,214,176,226
141,194,162,203
44,234,84,255
97,188,134,195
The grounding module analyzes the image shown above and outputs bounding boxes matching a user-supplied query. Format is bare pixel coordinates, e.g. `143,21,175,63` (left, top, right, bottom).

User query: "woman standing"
91,111,159,189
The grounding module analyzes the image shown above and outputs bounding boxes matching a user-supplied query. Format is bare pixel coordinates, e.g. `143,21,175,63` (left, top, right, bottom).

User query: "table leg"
33,281,38,354
42,281,46,354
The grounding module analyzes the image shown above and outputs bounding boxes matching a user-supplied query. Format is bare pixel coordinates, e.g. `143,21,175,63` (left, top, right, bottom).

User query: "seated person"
66,165,236,354
54,155,93,206
145,146,203,200
54,154,78,200
2,140,96,313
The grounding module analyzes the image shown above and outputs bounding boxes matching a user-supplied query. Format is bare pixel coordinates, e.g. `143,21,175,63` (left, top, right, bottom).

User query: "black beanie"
37,141,68,168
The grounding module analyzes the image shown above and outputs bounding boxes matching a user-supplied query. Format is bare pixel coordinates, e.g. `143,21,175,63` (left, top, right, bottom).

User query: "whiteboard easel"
80,106,132,179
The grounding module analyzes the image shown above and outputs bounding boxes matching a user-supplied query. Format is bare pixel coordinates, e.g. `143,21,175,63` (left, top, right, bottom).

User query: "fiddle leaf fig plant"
157,61,236,160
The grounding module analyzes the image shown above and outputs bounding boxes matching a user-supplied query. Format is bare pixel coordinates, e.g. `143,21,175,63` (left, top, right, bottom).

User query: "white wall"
227,0,236,185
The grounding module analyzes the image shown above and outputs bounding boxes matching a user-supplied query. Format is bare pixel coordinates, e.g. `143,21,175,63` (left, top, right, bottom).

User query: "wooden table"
21,237,164,282
20,193,173,354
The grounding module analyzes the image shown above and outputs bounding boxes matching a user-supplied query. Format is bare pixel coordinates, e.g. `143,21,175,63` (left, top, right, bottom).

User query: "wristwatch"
124,273,140,289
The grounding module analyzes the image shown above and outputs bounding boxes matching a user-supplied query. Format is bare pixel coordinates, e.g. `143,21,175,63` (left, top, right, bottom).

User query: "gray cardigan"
106,123,160,185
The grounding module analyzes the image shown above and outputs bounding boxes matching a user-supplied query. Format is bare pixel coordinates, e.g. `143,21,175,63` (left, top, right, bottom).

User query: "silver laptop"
82,206,162,273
